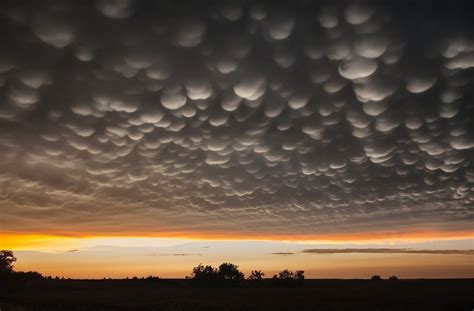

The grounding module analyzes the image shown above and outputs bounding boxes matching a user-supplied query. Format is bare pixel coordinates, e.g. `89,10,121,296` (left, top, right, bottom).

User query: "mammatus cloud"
302,249,474,255
0,1,473,238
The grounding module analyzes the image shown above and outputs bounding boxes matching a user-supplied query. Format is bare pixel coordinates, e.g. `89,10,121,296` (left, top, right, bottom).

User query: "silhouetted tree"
248,270,265,287
274,269,305,287
191,264,218,280
248,270,265,280
190,264,218,286
278,269,294,279
388,275,398,281
294,270,305,280
371,275,382,281
0,251,43,293
217,263,244,281
145,275,160,281
190,263,245,287
14,271,43,281
0,250,18,291
0,250,17,273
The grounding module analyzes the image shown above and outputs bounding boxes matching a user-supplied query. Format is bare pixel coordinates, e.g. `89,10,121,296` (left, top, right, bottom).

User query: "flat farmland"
1,279,473,311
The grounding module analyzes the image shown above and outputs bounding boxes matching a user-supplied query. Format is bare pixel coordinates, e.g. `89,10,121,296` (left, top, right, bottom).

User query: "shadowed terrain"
1,279,473,311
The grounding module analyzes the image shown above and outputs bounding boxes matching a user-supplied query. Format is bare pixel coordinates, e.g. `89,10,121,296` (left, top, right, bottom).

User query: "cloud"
0,1,473,239
145,253,203,257
271,252,294,256
302,249,474,255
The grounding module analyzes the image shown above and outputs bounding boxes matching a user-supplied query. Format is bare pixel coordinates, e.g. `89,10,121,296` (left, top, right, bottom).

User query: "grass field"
1,279,473,311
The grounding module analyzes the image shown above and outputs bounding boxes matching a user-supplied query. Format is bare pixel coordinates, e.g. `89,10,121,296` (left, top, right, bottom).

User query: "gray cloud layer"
0,1,473,236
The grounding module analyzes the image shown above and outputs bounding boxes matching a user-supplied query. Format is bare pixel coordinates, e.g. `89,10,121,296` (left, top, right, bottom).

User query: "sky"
0,0,473,279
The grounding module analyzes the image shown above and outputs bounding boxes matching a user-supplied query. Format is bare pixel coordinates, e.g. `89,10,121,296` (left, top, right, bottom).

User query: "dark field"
1,279,473,311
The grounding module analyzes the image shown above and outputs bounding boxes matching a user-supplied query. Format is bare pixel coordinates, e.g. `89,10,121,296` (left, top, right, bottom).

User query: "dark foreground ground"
1,279,473,311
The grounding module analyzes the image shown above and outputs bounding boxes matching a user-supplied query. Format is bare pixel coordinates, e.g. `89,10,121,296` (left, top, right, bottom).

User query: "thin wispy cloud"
145,253,203,257
302,249,474,255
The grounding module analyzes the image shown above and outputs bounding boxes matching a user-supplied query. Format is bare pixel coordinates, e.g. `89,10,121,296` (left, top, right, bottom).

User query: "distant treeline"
1,250,398,290
185,263,304,287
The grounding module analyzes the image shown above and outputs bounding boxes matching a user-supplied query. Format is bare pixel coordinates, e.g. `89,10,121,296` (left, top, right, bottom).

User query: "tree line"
186,263,305,287
1,250,398,289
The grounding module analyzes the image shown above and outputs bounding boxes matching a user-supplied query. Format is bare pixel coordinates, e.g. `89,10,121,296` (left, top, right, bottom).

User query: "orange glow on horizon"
3,230,473,279
1,230,473,250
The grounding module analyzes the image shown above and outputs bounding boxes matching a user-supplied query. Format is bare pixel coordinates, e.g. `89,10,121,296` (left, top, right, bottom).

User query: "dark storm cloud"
302,248,474,255
0,0,473,236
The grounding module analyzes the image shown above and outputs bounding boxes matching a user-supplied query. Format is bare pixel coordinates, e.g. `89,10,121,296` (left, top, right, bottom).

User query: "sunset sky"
0,0,473,279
